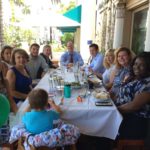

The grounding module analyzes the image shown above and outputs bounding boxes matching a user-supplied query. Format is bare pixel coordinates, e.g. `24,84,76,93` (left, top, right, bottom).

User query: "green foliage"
11,0,31,11
61,33,74,46
58,1,75,14
3,0,32,47
22,5,31,15
3,25,34,47
52,44,65,52
13,0,24,6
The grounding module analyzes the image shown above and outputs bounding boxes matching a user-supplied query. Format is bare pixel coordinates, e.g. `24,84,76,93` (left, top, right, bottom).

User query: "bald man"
60,41,84,68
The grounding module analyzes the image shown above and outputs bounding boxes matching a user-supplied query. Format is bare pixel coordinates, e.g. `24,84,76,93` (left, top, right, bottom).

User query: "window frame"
130,5,148,53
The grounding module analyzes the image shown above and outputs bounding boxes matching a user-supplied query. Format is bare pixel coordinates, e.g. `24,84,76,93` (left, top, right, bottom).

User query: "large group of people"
0,40,150,150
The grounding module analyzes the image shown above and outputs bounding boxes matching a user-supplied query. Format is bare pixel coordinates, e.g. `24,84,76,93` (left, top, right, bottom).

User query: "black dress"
40,53,57,69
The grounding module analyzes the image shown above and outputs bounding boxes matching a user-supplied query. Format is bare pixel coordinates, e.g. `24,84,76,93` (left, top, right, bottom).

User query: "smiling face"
67,41,74,53
15,52,27,66
43,46,51,57
30,45,39,57
117,51,130,67
89,47,98,57
133,57,147,79
105,52,114,65
3,48,12,63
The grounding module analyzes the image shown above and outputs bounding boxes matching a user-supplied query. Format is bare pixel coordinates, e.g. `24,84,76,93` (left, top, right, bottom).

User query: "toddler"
22,88,61,134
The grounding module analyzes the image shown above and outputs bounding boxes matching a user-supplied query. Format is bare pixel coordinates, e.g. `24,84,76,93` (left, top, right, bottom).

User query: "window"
131,8,148,54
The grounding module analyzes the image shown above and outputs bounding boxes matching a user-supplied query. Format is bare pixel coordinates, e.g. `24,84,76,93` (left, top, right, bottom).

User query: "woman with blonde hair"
40,45,58,69
102,49,115,88
110,47,135,97
93,49,115,89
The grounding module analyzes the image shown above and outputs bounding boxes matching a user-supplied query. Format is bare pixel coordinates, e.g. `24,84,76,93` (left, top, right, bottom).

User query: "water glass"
48,77,56,94
73,62,79,73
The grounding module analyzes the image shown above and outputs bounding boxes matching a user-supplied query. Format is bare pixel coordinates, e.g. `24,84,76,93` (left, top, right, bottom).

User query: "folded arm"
118,92,150,114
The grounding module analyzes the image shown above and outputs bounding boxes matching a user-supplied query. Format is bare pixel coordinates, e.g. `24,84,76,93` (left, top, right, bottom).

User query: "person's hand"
123,75,130,83
94,72,102,79
48,99,55,106
88,67,93,73
53,64,59,68
48,99,62,113
80,67,85,71
67,63,73,68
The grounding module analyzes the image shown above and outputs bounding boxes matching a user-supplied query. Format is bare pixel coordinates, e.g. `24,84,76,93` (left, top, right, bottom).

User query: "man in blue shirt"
60,41,84,68
87,43,105,74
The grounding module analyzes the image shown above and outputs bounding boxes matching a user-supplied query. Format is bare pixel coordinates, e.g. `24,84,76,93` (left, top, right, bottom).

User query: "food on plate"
92,91,109,99
71,82,81,86
71,82,81,89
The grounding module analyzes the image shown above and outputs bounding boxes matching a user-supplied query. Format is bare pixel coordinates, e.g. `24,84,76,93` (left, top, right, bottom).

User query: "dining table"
13,68,123,140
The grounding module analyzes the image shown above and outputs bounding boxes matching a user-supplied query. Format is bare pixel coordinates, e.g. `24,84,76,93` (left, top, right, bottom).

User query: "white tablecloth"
15,72,123,140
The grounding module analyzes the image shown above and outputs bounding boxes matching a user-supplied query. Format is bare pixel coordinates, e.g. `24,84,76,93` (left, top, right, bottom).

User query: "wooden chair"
117,139,145,150
117,118,150,150
2,141,18,150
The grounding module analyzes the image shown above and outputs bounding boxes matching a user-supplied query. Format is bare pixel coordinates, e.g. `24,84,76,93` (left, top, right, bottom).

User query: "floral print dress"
115,77,150,118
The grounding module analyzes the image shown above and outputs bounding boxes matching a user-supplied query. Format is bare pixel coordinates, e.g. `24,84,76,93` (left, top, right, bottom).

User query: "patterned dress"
0,71,10,145
115,77,150,118
115,77,150,139
111,66,130,97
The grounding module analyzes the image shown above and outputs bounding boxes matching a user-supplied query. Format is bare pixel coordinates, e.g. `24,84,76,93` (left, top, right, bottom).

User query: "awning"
57,27,77,33
58,5,81,33
11,11,80,28
63,5,82,23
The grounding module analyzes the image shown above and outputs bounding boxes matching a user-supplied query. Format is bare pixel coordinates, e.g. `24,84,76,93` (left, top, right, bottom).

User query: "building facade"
95,0,150,54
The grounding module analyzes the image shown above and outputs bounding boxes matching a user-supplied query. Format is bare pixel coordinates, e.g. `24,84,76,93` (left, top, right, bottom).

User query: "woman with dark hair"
0,59,17,148
6,49,32,105
114,52,150,139
0,45,13,68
